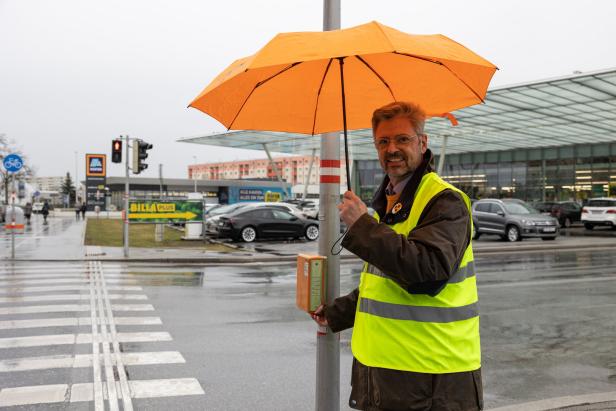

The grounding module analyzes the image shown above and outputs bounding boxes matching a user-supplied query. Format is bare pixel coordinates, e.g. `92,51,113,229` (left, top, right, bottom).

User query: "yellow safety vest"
351,172,480,374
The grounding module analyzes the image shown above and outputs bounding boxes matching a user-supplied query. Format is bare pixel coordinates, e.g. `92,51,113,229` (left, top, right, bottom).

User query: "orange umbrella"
189,21,497,189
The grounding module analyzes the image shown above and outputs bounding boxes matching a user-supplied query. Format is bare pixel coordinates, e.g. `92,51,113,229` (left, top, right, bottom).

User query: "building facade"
188,154,348,196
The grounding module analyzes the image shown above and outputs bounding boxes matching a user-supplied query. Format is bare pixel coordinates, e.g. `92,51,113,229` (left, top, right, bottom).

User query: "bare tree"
0,134,34,203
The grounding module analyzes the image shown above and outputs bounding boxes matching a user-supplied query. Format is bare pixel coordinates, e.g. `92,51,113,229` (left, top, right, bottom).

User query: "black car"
215,206,319,242
533,201,559,214
550,201,582,228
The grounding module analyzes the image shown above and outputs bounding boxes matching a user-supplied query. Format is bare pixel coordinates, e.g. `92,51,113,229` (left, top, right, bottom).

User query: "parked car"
472,198,559,241
204,203,251,234
533,201,559,215
581,198,616,230
550,201,582,228
215,206,319,242
283,199,319,219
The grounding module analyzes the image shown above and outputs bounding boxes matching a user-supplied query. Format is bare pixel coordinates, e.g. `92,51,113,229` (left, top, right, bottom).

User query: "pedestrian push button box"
296,254,326,313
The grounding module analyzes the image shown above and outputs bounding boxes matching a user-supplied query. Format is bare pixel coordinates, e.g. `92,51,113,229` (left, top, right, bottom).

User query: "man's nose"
385,140,400,153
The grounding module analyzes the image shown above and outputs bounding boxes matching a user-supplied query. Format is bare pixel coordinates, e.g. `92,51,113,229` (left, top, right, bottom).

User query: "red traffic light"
111,139,123,163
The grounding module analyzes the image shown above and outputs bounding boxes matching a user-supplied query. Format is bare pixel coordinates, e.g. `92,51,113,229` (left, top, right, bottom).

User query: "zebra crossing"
0,261,204,409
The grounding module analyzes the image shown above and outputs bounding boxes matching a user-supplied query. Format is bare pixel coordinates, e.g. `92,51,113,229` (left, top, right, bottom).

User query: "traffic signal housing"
132,139,153,174
111,139,122,163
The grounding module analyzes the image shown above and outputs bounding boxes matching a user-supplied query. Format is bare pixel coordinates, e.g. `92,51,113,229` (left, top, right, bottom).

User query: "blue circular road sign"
3,154,24,173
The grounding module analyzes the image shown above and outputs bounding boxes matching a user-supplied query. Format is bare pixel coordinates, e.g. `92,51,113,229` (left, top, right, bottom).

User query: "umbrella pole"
337,58,352,192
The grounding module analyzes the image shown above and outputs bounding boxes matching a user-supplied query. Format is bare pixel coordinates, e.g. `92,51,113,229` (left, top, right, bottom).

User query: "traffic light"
111,139,122,163
132,139,153,174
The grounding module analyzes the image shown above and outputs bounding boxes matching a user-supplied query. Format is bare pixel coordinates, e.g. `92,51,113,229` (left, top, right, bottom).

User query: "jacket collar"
372,149,435,225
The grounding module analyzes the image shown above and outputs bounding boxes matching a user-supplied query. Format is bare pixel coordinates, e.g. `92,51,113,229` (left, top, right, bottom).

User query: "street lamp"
192,156,198,193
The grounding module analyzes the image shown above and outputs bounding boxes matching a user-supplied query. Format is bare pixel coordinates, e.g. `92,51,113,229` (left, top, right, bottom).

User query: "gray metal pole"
10,190,15,259
123,135,130,258
316,2,341,410
304,148,317,200
437,134,448,176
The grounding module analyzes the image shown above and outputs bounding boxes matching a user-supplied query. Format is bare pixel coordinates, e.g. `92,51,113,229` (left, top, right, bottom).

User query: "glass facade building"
355,141,616,203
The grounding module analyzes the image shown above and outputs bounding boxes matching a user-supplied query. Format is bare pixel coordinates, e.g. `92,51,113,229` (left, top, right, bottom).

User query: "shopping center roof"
179,67,616,160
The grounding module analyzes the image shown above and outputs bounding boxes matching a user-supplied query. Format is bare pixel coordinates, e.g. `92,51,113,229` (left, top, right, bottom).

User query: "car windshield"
588,199,616,207
209,203,246,216
503,202,536,214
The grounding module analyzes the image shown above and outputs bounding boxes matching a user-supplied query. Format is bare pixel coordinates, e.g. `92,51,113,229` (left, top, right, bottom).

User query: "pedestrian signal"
111,139,122,163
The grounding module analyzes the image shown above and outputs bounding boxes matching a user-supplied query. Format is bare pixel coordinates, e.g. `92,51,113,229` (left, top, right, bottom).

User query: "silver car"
472,198,559,242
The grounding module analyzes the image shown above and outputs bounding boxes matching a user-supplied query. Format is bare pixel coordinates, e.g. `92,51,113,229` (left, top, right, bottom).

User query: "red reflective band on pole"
320,159,341,168
320,175,340,183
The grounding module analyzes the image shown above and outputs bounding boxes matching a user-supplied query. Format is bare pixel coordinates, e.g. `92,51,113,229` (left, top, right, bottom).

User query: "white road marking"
480,275,616,289
0,278,138,285
98,262,133,410
0,384,68,407
0,272,128,280
89,262,104,411
0,316,162,330
71,378,204,402
0,352,186,372
0,303,153,315
0,294,147,303
0,284,142,294
0,332,172,348
93,263,120,411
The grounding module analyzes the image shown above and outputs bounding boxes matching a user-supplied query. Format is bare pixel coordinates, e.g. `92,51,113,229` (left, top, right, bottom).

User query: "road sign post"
3,154,24,260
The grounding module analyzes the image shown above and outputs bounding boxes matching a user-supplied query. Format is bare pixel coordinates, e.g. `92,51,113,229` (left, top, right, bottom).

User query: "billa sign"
128,200,203,223
85,154,107,212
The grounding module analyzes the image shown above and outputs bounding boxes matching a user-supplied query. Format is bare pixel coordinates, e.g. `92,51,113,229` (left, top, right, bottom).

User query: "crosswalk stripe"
0,378,205,406
72,378,204,402
0,351,186,372
0,278,138,286
0,384,68,407
0,284,142,294
0,272,130,280
0,303,154,315
0,316,162,330
0,294,147,303
0,332,172,349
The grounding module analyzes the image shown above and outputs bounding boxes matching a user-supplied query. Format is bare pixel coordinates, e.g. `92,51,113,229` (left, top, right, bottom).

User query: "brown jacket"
325,150,483,411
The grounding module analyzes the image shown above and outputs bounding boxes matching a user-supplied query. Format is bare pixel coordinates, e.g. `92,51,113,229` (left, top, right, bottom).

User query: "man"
312,102,482,410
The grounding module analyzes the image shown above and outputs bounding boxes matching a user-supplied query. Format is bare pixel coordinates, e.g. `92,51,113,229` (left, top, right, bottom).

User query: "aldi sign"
86,154,106,177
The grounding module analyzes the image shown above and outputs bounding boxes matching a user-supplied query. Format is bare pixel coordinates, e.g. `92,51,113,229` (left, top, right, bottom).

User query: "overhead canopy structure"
179,68,616,160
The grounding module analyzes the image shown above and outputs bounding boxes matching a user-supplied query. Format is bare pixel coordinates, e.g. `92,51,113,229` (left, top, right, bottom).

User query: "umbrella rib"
311,58,334,136
228,62,303,130
393,51,485,104
354,55,396,101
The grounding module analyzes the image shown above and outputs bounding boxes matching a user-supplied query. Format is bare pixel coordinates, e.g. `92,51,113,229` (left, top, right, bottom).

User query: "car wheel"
472,224,481,240
240,226,257,242
584,223,594,230
305,224,319,241
506,225,521,242
541,236,556,241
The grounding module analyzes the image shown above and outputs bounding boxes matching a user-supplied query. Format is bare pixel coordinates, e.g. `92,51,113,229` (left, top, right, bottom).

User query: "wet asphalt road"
1,216,616,409
2,251,616,409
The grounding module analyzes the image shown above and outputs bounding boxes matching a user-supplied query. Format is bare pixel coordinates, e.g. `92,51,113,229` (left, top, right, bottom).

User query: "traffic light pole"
124,135,130,258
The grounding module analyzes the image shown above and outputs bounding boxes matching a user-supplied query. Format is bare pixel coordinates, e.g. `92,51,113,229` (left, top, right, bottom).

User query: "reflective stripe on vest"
352,172,481,374
360,298,479,323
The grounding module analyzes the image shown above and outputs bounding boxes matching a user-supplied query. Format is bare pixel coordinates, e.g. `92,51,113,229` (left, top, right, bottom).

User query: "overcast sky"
1,0,615,181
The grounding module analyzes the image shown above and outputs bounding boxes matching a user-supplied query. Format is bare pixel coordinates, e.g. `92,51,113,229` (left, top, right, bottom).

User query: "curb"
489,391,616,410
4,242,616,264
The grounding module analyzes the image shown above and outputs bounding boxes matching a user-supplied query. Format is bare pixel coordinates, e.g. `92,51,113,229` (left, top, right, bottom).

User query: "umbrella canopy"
189,21,497,135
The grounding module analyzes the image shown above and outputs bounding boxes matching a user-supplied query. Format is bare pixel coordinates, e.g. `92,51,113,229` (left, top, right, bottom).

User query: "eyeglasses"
374,134,422,149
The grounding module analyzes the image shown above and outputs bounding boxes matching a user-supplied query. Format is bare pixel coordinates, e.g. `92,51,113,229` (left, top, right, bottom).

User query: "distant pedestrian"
24,202,32,225
75,203,81,220
41,201,50,224
80,203,87,219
